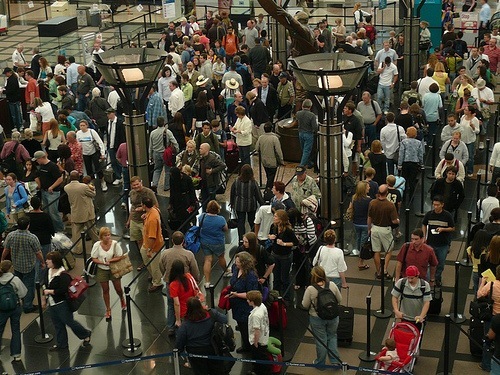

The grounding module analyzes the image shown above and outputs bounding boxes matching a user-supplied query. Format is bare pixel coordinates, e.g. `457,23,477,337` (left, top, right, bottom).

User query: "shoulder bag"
184,213,207,254
470,281,495,321
109,242,133,278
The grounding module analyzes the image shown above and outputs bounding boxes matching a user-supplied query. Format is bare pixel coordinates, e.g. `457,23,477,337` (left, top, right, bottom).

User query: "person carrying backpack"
301,265,342,368
0,260,27,362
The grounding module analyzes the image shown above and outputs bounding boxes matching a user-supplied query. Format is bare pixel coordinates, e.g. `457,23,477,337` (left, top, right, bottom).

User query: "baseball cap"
32,150,46,161
279,72,288,79
2,67,12,74
405,265,420,278
295,165,306,175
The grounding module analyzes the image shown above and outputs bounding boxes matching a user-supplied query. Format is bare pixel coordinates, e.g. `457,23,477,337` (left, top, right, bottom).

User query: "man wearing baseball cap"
290,165,321,209
391,265,432,326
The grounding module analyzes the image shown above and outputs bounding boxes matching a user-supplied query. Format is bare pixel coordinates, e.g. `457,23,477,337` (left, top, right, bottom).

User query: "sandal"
358,265,370,270
105,310,112,321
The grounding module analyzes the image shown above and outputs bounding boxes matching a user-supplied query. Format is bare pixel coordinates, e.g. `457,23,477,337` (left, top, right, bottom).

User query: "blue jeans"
164,282,175,329
36,243,51,283
427,121,438,145
299,132,315,167
432,244,449,282
152,151,170,190
387,158,397,176
377,85,391,112
77,93,88,111
49,300,90,348
0,305,22,356
239,145,251,166
201,185,217,212
466,142,475,175
364,123,377,147
272,253,293,301
42,190,64,232
14,268,35,312
354,224,368,251
329,277,342,291
481,116,491,135
108,148,122,180
309,315,340,366
8,101,23,131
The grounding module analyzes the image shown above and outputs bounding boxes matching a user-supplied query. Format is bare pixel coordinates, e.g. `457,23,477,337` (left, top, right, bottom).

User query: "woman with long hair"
469,230,493,294
353,2,370,29
268,209,299,301
169,111,187,152
240,232,275,285
302,265,342,367
367,140,387,187
38,57,52,81
348,181,372,269
176,297,228,375
192,91,210,136
228,251,259,353
230,164,264,242
455,87,474,117
91,227,126,320
169,259,199,329
42,118,65,162
432,62,451,94
34,97,55,136
312,230,348,290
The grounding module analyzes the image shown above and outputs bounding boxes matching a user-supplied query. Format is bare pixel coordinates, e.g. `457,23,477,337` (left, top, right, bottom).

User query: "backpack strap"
370,99,380,116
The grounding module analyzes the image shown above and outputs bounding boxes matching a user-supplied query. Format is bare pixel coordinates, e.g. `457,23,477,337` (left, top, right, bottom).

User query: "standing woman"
5,173,28,223
468,230,492,294
230,106,253,166
34,97,55,136
0,260,27,362
42,251,91,351
367,140,387,187
42,118,65,162
422,83,443,142
432,62,451,95
332,18,346,47
176,140,199,171
419,21,431,61
302,265,342,367
168,167,197,232
21,128,43,157
76,120,107,191
176,297,228,375
169,259,198,329
312,229,348,290
91,227,127,321
228,251,259,353
353,2,371,29
242,232,275,286
169,112,188,152
191,91,210,136
158,66,176,120
230,164,264,242
460,105,480,177
398,126,424,201
349,181,372,270
268,209,299,301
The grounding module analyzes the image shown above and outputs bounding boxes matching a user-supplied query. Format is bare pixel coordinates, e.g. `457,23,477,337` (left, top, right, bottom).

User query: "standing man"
483,38,500,75
1,216,44,313
66,56,79,95
247,290,270,375
292,99,318,169
168,80,185,119
255,122,284,190
374,40,399,68
422,195,455,286
106,108,126,186
3,67,23,132
25,70,39,109
248,38,271,79
289,166,321,209
367,185,400,279
357,91,382,147
479,0,492,40
343,102,364,175
276,72,295,120
30,47,42,80
242,20,259,50
33,151,64,233
376,56,398,114
471,78,495,150
159,231,200,335
76,65,95,111
146,83,167,128
12,44,29,72
257,74,279,121
490,141,500,184
380,112,406,175
141,197,164,293
149,116,179,192
246,91,269,146
64,171,99,254
198,143,226,210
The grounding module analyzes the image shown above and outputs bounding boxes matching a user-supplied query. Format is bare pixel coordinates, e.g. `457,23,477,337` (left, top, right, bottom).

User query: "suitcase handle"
341,285,349,307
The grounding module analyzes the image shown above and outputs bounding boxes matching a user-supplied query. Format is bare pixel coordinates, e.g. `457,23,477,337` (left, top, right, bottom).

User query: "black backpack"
209,310,235,374
0,142,19,175
312,282,339,320
0,276,18,312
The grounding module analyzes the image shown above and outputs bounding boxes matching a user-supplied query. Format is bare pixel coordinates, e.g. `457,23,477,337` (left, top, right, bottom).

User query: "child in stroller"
376,338,399,370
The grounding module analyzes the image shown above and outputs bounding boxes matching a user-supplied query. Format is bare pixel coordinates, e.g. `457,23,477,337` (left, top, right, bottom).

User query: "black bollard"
475,176,482,223
209,284,215,308
373,258,392,319
415,167,426,217
450,262,466,323
258,152,263,188
427,134,437,180
34,282,53,344
404,209,410,243
339,202,345,252
466,211,473,248
81,231,96,287
122,286,142,357
495,117,499,143
461,211,474,267
436,315,453,375
485,139,491,184
358,295,376,361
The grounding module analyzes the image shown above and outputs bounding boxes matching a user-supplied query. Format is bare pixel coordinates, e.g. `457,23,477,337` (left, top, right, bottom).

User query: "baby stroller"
374,321,423,373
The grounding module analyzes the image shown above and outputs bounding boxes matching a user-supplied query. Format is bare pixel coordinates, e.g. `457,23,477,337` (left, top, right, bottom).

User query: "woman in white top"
312,229,348,290
34,97,55,136
91,227,127,321
353,2,371,29
76,119,107,191
158,66,176,117
42,118,65,162
230,105,253,166
460,105,481,177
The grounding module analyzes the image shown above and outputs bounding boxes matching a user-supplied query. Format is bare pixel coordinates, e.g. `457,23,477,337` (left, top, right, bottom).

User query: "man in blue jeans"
293,99,318,168
1,216,45,313
421,196,455,286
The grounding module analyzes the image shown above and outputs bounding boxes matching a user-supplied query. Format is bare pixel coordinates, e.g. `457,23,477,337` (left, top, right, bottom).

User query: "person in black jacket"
430,166,465,219
257,74,279,121
106,108,126,185
246,91,269,146
3,67,23,131
42,251,91,351
168,167,197,232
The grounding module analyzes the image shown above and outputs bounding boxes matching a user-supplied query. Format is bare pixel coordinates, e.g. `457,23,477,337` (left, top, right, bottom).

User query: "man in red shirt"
484,38,500,73
25,70,39,108
222,26,239,62
394,228,438,287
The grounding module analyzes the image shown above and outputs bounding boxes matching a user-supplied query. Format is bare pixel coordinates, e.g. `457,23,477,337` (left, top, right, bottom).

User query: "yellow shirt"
432,72,448,93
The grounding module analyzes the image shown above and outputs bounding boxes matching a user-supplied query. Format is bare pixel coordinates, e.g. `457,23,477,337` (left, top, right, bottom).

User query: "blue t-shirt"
199,213,226,245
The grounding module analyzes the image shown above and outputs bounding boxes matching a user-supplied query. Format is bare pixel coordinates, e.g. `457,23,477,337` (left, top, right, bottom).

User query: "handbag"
228,211,238,229
344,204,353,222
478,89,492,119
187,273,205,304
65,273,89,312
470,281,494,321
419,41,431,51
359,238,374,260
110,253,133,278
84,257,98,278
184,213,207,254
218,285,232,310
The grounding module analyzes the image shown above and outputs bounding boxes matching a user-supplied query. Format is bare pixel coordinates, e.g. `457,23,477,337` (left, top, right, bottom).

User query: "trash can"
89,9,101,27
275,118,301,162
76,8,89,27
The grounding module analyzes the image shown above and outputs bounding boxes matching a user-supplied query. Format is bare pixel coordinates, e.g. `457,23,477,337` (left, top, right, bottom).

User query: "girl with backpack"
301,266,342,368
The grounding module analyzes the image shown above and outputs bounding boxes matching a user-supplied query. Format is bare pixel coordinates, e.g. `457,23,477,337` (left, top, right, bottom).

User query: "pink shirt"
0,141,30,163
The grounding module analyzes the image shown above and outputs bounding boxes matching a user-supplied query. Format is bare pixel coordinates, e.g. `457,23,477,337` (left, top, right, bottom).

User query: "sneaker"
121,202,126,209
113,178,122,186
12,356,21,362
467,173,474,178
101,181,108,192
479,142,485,150
204,282,211,289
223,270,233,278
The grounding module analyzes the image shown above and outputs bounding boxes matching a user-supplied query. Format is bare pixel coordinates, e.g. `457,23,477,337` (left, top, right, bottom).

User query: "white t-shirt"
254,205,274,241
471,87,494,111
381,349,400,369
35,102,55,122
91,240,122,270
248,303,269,346
312,246,347,278
378,62,398,87
480,196,500,224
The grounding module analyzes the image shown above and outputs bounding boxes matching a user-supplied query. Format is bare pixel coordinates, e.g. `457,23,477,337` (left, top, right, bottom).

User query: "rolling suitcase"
337,287,354,347
225,138,239,173
0,15,7,35
428,285,443,315
469,317,484,357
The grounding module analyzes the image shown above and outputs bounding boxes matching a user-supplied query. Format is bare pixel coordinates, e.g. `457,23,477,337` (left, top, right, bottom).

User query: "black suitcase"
469,317,484,357
225,138,239,173
337,288,354,347
428,286,443,315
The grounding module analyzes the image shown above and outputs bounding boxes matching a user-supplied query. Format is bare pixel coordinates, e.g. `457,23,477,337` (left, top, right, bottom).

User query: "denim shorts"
201,243,225,256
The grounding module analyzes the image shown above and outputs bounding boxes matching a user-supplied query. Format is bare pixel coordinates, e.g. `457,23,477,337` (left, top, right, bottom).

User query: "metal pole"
404,208,410,243
461,211,473,267
34,282,53,343
81,231,96,287
415,167,426,217
450,262,465,323
485,138,491,183
122,286,142,357
358,295,376,361
476,177,482,222
427,134,437,179
173,348,181,375
373,258,392,318
436,315,453,375
258,152,263,188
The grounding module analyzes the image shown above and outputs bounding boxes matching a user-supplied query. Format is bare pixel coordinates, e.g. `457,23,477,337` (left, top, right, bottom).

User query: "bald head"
378,184,388,197
199,143,210,156
70,171,80,181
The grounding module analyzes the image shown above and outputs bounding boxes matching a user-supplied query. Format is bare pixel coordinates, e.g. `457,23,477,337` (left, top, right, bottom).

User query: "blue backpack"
184,214,207,254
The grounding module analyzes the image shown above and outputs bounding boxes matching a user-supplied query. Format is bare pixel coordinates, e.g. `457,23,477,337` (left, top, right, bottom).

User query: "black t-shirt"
27,212,55,245
422,209,455,247
387,187,402,211
317,35,326,53
344,114,363,143
491,314,500,358
37,161,62,191
395,113,413,130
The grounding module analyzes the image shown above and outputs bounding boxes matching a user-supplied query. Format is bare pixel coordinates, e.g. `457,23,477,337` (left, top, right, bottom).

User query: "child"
378,338,399,370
